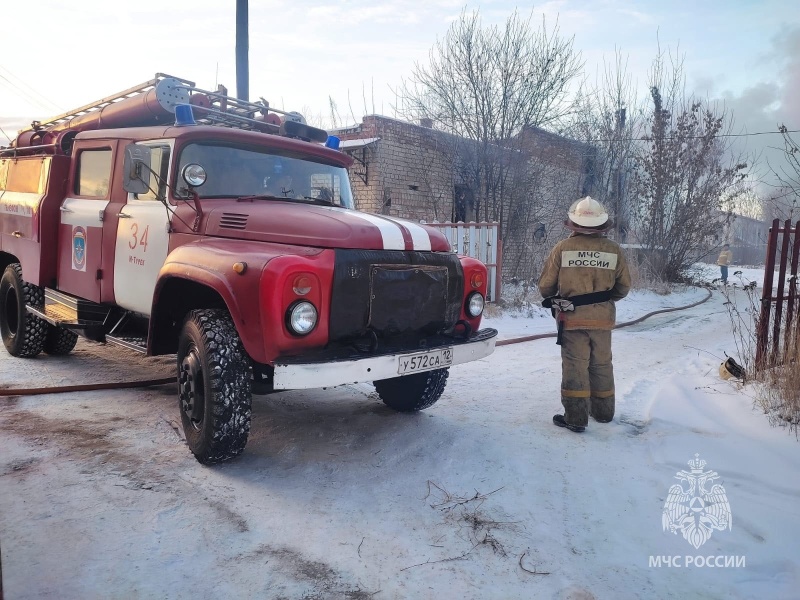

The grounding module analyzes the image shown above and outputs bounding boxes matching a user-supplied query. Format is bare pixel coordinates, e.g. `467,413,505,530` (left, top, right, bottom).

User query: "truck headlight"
287,301,318,335
466,292,484,317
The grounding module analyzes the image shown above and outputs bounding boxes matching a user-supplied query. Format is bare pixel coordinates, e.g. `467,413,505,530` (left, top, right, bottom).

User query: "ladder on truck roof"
33,72,296,134
34,74,196,130
17,73,326,147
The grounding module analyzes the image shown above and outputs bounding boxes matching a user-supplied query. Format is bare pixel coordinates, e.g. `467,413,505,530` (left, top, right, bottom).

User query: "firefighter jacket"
717,249,732,266
538,233,631,331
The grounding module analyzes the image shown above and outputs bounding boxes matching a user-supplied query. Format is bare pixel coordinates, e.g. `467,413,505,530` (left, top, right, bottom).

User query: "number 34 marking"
128,223,149,252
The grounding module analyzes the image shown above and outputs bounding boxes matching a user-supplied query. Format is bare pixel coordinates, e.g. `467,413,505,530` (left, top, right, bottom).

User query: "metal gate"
756,219,800,367
423,221,502,302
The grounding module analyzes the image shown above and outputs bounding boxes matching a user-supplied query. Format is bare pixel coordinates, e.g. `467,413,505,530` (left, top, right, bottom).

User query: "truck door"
113,142,173,315
57,144,117,302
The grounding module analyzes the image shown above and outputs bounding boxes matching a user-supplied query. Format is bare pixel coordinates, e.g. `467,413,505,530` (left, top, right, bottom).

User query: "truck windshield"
176,142,354,209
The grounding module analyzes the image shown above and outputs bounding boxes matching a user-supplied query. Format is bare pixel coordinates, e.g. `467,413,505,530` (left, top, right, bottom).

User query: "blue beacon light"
174,104,197,126
325,135,340,150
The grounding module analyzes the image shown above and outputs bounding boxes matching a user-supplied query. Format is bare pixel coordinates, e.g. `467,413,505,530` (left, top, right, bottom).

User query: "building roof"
339,137,380,149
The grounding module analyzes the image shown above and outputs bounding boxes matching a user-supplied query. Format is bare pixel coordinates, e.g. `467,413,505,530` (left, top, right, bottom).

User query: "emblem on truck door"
72,226,87,272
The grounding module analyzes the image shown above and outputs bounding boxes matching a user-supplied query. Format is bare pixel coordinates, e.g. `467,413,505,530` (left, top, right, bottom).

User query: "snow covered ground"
1,282,799,599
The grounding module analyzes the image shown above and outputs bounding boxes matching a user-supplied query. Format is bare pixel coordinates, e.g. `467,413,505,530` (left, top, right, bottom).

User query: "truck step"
44,288,110,322
105,334,148,354
27,302,106,341
37,301,79,324
105,312,149,354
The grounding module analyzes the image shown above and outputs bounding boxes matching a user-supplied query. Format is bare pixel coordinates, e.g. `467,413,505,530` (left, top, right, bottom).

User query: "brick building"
333,115,595,279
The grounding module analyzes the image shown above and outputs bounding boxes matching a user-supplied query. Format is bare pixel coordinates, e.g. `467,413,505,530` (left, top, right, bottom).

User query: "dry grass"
719,274,761,379
482,303,504,318
424,481,517,558
721,272,800,434
754,328,800,433
495,279,544,317
626,251,674,294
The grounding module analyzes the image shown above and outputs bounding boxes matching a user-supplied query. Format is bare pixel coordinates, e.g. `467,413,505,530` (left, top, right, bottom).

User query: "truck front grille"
329,249,463,346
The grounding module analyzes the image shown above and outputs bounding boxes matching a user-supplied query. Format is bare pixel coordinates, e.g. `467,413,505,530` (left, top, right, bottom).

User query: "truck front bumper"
272,328,497,390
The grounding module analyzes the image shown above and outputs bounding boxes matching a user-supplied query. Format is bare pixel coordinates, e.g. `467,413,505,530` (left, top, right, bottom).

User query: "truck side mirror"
122,145,152,195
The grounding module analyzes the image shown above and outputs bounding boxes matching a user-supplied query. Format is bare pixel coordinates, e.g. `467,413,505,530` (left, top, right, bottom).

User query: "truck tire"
177,309,252,464
0,263,46,358
374,368,449,412
43,325,79,355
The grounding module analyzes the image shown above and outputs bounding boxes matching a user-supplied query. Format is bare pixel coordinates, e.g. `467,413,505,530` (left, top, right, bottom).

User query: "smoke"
717,25,800,128
775,26,800,127
712,25,800,203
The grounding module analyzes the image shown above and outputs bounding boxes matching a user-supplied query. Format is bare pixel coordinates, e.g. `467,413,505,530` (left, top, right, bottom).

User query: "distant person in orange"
717,244,732,285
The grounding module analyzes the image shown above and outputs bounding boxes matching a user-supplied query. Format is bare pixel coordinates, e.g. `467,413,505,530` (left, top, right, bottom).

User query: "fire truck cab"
0,74,497,463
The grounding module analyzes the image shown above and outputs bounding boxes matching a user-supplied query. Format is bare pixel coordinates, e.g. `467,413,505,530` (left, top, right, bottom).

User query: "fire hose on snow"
495,287,712,347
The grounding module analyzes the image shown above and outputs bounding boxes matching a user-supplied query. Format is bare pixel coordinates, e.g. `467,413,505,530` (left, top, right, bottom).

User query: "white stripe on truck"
319,206,437,251
318,206,406,250
384,216,432,251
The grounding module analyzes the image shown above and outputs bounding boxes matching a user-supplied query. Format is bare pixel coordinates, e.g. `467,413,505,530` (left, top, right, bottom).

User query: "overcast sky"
2,1,798,192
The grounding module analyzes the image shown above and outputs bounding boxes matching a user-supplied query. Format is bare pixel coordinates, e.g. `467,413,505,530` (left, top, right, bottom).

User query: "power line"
0,124,12,143
0,76,57,115
0,65,62,113
573,129,800,144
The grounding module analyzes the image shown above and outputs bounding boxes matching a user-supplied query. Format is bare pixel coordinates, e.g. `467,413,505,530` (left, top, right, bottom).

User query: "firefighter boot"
553,414,585,433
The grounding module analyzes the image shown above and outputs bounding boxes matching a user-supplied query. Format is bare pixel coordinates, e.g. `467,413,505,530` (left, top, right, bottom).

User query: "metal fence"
756,219,800,367
423,221,502,302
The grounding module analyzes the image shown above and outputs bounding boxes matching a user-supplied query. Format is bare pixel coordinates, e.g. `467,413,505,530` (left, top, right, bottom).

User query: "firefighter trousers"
560,329,615,427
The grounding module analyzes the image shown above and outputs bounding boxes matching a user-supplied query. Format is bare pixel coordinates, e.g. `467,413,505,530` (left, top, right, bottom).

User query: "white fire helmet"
568,196,609,227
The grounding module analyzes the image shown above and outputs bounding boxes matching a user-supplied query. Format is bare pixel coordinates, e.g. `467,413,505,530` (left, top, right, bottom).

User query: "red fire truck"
0,74,496,463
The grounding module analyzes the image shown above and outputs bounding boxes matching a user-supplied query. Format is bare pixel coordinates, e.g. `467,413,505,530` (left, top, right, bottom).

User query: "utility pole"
235,0,249,101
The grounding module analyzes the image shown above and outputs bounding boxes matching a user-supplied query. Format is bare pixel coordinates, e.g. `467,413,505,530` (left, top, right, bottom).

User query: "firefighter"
538,196,631,433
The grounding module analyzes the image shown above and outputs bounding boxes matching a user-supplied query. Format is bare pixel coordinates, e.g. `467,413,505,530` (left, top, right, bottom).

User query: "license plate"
398,348,453,375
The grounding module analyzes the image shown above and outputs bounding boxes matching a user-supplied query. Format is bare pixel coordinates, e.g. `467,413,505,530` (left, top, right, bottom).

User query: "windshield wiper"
302,196,336,206
236,194,287,202
236,194,337,206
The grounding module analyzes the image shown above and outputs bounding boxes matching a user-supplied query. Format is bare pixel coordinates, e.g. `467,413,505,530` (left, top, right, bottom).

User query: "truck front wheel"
374,368,449,412
177,309,252,464
0,263,46,358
